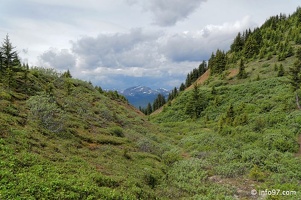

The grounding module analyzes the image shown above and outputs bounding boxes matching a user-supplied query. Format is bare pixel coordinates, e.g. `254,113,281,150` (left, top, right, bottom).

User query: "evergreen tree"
146,103,153,115
179,83,185,91
230,32,244,52
23,63,30,93
1,34,19,71
185,73,192,88
209,49,226,74
153,94,166,111
288,59,301,109
62,69,72,78
237,59,247,79
0,51,3,72
185,83,206,119
277,64,285,77
243,36,259,59
95,86,104,94
198,61,207,75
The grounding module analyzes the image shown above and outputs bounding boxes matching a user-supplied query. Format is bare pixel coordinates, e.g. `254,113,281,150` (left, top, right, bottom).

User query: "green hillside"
1,7,301,200
0,64,175,199
150,7,301,199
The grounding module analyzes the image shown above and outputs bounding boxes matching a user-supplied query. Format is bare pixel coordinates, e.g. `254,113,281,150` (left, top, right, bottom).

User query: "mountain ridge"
119,85,169,108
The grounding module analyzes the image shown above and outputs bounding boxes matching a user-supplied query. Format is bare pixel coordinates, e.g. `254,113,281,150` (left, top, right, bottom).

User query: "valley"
1,6,301,200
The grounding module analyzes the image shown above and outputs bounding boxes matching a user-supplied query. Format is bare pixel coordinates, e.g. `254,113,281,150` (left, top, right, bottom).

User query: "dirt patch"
151,106,163,116
227,69,239,79
208,176,259,199
122,101,146,117
186,69,211,90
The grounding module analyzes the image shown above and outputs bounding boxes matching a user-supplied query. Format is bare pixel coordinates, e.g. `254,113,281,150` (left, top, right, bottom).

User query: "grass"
0,69,177,199
150,56,301,199
2,11,301,199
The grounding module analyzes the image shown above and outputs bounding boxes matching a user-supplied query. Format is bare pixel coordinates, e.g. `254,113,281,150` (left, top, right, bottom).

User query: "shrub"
249,165,265,182
26,94,66,133
162,148,182,166
215,162,248,178
241,148,267,165
109,126,124,137
261,132,299,153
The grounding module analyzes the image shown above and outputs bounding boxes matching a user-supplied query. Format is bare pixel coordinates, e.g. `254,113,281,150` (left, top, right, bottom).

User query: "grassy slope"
151,55,301,199
2,9,301,200
0,68,176,199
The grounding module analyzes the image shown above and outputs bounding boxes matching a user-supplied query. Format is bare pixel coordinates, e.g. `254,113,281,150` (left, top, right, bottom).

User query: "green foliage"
243,34,260,59
185,83,207,119
185,60,207,88
109,126,124,137
237,59,247,79
209,49,226,74
4,9,301,200
27,94,66,133
277,64,285,77
249,165,266,182
0,34,20,72
153,93,166,111
162,148,182,166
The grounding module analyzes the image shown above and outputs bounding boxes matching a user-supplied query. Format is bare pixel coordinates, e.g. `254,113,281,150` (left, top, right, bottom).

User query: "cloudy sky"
0,0,300,90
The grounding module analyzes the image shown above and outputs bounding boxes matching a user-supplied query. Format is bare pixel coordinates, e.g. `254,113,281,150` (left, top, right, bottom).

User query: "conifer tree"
288,47,301,109
209,49,226,74
277,64,285,77
153,94,166,111
0,51,3,72
198,61,207,75
185,73,192,88
230,32,244,52
237,59,247,79
1,34,19,71
62,69,72,78
179,83,185,91
243,36,259,59
146,103,153,115
185,83,206,119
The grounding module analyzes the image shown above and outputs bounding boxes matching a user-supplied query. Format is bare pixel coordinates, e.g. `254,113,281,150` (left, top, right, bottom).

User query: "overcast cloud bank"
38,16,255,89
1,0,300,90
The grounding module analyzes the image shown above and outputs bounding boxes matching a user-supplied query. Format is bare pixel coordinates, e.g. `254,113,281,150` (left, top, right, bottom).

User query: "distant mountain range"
119,86,169,108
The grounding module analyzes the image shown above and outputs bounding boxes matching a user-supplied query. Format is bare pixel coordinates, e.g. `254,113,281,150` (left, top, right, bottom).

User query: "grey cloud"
126,0,207,26
65,16,254,88
160,16,255,62
70,16,254,76
71,28,161,69
160,33,208,62
39,48,76,70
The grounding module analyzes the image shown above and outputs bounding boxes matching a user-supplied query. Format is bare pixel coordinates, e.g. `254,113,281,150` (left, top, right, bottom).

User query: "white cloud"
71,28,162,69
126,0,207,26
39,48,76,70
36,16,255,89
160,16,255,62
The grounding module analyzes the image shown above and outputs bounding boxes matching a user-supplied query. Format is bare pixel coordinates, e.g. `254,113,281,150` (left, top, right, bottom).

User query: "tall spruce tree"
237,59,247,79
179,83,185,91
287,47,301,109
185,83,206,119
0,51,3,72
230,32,244,53
153,94,166,111
1,34,19,71
209,49,226,74
146,103,153,115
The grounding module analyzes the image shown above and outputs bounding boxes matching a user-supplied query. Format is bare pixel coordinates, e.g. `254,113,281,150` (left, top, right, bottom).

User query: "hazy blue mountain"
120,86,169,108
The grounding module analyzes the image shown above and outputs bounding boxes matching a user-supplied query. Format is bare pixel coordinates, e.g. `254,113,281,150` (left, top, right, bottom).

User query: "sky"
0,0,300,90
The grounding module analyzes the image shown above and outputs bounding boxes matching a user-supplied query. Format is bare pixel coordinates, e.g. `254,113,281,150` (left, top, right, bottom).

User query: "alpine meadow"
2,6,301,200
